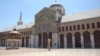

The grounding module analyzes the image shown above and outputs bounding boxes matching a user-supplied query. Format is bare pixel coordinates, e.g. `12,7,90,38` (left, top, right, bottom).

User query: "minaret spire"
17,11,23,25
20,11,22,22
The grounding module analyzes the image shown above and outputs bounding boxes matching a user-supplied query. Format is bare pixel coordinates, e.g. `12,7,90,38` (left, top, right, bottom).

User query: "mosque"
0,1,100,48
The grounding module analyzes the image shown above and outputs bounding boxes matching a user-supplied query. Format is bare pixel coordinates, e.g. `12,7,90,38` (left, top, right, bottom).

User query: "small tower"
17,11,23,25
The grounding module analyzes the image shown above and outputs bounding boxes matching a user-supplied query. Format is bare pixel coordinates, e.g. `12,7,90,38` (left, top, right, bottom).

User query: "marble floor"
0,47,100,56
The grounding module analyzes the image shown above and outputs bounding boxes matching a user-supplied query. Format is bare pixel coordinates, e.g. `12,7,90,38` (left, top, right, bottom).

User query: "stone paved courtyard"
0,47,100,56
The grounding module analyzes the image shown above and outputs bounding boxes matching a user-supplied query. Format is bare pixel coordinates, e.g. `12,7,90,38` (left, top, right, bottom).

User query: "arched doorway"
22,37,24,47
74,32,81,48
93,30,100,48
67,33,72,48
43,32,48,48
60,34,64,48
38,33,42,47
26,36,29,47
83,31,91,48
49,32,52,47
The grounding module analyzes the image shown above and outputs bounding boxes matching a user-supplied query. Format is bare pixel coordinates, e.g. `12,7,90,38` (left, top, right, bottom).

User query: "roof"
50,3,63,8
61,9,100,23
9,31,20,34
2,22,34,32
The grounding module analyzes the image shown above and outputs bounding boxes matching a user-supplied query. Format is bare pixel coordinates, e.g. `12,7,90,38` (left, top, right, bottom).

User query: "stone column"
24,37,26,47
72,36,75,48
64,36,67,48
34,35,38,48
90,35,95,48
30,35,33,48
81,36,84,48
52,33,58,48
58,36,60,48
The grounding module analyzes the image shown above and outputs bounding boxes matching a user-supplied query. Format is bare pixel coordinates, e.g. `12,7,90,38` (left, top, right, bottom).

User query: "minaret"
17,11,23,25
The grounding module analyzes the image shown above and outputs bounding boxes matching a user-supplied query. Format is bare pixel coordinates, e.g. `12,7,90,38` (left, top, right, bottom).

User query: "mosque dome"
49,1,65,23
9,28,20,34
50,3,63,8
50,2,65,15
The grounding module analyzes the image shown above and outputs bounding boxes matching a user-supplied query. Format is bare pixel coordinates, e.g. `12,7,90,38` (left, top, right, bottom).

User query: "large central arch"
43,32,48,48
49,32,52,47
74,32,81,48
38,33,42,47
67,33,72,48
93,30,100,48
83,31,91,48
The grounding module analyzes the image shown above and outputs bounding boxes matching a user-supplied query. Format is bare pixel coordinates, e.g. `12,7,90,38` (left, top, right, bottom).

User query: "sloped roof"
61,9,100,23
2,22,34,32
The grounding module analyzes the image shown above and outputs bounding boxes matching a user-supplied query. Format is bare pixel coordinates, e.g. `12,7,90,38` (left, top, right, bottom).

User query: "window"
73,25,76,30
77,25,80,30
69,26,72,31
82,24,85,29
92,23,95,29
59,27,61,32
97,22,100,28
66,26,68,31
87,23,90,29
62,27,64,32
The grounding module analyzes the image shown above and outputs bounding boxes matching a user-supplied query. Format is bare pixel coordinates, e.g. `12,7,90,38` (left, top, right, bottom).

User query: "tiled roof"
61,9,100,23
2,22,34,32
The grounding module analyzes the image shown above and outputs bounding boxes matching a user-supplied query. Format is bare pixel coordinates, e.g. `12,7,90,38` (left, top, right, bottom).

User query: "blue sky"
0,0,100,31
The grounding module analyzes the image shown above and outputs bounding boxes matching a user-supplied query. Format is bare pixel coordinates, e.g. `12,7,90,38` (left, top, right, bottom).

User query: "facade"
0,2,100,48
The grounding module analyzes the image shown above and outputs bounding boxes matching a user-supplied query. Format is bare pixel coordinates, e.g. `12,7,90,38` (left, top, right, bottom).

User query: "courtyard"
0,47,100,56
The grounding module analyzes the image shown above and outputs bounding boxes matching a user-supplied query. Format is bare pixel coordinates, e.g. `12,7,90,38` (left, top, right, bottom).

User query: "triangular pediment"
35,7,55,16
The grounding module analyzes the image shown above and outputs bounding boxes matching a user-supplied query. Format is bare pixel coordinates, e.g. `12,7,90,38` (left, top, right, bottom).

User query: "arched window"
62,27,64,32
73,25,76,30
77,25,80,30
59,27,61,32
91,23,95,29
97,22,100,28
82,24,85,29
66,26,68,31
69,26,72,31
87,23,90,29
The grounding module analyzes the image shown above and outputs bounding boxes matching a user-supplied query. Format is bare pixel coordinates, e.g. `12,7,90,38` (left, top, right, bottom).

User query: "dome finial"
55,0,57,3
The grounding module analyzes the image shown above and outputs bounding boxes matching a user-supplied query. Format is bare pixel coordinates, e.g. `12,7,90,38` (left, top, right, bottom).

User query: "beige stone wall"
58,17,100,36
